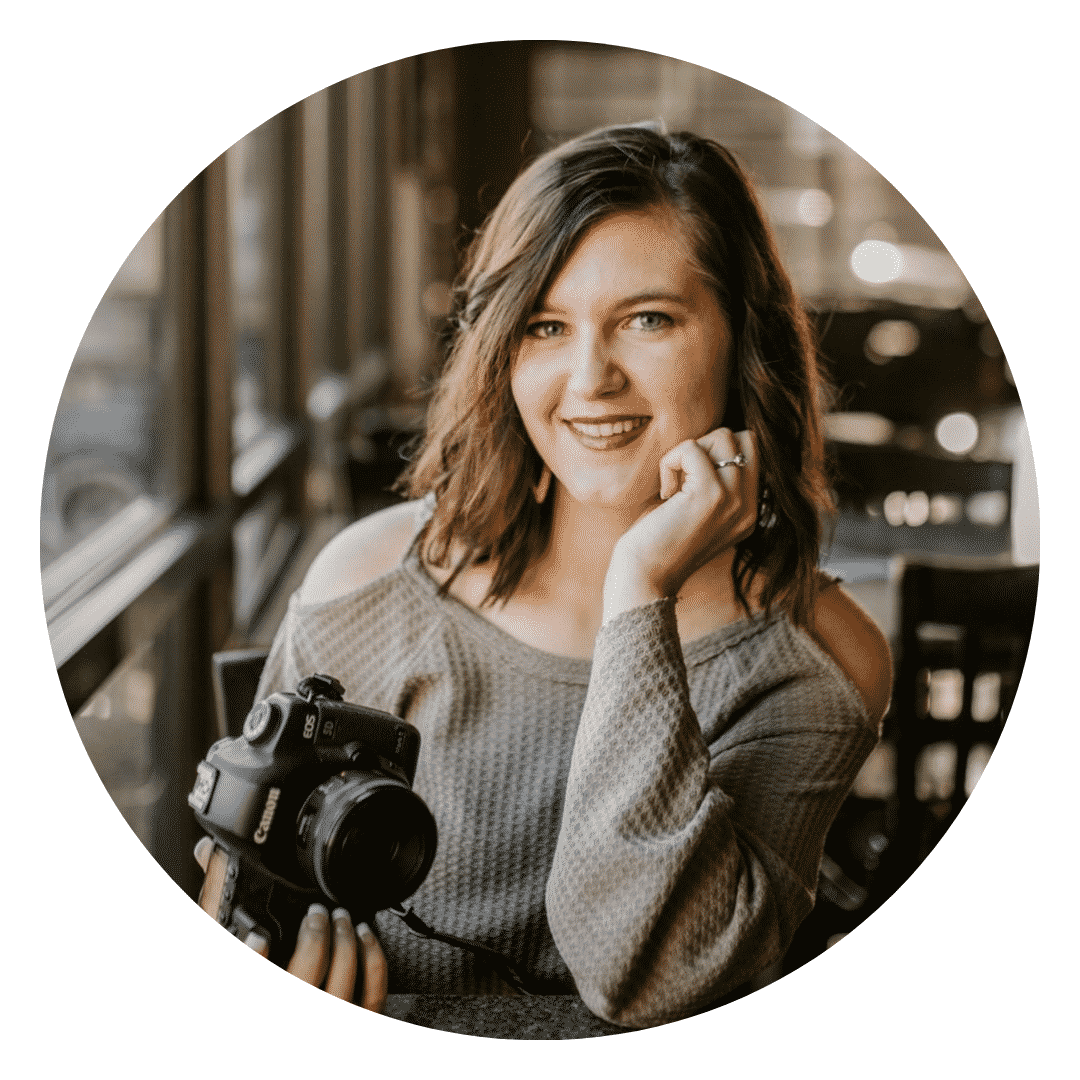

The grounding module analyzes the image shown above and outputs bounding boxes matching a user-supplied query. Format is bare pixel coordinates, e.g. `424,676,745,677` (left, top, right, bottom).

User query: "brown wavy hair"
397,123,833,627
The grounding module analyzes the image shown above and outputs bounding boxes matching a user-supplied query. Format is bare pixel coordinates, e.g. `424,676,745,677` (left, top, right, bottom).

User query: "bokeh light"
903,490,930,527
966,490,1009,528
850,239,904,284
935,411,979,455
883,490,908,527
865,319,920,364
796,188,833,227
929,493,964,525
824,411,895,445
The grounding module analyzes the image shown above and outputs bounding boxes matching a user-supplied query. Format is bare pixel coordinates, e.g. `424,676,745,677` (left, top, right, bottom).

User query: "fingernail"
356,921,373,939
305,903,329,925
331,907,351,922
193,836,213,867
245,930,269,951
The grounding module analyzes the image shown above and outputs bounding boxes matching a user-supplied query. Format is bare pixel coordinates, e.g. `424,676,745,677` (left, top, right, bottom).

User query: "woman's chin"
558,478,660,516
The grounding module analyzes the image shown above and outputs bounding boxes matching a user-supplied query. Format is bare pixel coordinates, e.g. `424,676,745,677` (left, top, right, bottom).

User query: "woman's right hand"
603,427,759,623
194,837,387,1010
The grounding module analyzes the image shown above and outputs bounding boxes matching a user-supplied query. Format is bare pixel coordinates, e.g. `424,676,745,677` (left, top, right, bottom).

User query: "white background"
4,2,1077,1075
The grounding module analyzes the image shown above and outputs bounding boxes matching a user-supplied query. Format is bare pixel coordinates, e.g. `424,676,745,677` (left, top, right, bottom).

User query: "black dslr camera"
188,672,437,965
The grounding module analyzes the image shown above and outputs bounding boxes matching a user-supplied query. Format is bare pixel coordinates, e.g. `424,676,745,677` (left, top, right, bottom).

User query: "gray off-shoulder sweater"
255,507,878,1029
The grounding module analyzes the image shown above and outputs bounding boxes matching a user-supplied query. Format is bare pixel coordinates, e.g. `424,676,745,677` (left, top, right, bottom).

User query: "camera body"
189,673,437,964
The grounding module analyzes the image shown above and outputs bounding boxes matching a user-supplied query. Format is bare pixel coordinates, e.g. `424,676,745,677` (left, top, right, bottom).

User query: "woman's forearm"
546,601,875,1028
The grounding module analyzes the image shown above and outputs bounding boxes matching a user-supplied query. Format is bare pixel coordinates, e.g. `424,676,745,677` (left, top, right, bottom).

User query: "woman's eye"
526,320,565,339
629,311,672,332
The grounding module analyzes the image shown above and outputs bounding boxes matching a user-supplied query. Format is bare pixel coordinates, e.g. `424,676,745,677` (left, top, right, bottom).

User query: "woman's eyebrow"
530,289,689,316
616,289,689,308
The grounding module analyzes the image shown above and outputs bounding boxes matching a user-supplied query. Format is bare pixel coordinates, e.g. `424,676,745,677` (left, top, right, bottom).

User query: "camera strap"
388,903,555,996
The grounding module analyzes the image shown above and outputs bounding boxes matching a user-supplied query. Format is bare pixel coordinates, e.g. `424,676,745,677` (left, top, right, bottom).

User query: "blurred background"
41,41,1038,991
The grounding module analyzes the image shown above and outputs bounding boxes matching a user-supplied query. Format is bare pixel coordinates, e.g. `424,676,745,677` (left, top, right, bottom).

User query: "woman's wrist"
602,552,671,625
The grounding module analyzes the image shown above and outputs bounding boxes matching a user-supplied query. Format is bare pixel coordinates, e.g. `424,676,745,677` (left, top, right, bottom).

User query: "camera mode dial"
242,701,278,743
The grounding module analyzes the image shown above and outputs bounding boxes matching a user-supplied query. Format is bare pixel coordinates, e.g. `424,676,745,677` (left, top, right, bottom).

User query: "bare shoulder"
809,578,894,725
298,500,426,606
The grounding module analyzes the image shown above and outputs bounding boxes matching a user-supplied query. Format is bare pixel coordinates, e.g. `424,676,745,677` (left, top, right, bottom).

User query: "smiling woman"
512,210,732,517
248,123,889,1029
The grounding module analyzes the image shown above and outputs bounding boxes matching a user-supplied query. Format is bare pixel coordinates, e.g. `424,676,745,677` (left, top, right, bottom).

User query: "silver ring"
712,451,747,469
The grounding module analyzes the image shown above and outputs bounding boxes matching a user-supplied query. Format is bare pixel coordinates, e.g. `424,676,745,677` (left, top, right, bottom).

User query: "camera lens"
298,773,437,912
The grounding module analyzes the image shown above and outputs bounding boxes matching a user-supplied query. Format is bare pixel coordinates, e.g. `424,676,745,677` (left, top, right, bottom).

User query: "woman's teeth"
569,417,645,437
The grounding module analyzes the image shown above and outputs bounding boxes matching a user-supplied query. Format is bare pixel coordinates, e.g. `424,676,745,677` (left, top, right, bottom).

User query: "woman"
212,123,891,1028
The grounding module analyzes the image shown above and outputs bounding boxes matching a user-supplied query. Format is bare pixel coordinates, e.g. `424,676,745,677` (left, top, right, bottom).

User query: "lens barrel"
297,771,437,912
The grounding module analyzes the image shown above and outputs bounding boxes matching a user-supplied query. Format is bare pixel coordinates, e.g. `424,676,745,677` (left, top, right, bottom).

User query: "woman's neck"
519,485,751,635
433,483,755,658
526,487,638,597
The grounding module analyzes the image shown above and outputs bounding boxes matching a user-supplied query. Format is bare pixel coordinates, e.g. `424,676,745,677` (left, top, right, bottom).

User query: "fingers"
193,836,214,872
357,922,388,1012
323,908,359,1000
698,428,759,506
735,427,756,462
661,427,751,500
194,845,380,1008
196,843,230,918
286,904,380,1008
697,427,755,478
244,930,271,959
287,903,332,986
659,437,717,499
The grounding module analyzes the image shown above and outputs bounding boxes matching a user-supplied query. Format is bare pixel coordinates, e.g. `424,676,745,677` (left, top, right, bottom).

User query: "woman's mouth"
562,415,649,450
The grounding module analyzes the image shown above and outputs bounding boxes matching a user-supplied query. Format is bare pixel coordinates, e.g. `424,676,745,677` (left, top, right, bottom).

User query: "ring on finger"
712,451,747,469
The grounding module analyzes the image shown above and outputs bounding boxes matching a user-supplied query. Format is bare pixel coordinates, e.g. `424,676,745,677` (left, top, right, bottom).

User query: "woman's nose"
565,331,626,398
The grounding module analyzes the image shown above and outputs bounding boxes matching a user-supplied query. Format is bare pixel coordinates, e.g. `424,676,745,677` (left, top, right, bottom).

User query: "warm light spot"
929,669,964,720
882,490,932,527
915,741,957,801
966,490,1009,528
796,188,833,227
964,744,994,797
865,319,920,363
971,672,1002,721
883,490,907,527
935,412,979,454
306,374,347,422
824,411,894,445
760,186,834,227
903,491,930,527
850,240,904,284
929,493,964,525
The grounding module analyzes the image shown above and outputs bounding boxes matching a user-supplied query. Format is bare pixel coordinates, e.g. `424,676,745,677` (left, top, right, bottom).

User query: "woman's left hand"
603,428,759,622
194,837,388,1010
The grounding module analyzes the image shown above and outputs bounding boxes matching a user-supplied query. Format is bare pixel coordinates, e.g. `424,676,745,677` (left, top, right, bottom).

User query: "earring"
533,463,552,504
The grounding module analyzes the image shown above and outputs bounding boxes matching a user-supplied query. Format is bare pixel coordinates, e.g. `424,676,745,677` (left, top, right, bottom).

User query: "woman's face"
511,209,733,516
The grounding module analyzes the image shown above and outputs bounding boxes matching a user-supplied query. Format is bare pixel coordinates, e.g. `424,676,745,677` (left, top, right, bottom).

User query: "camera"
188,672,437,964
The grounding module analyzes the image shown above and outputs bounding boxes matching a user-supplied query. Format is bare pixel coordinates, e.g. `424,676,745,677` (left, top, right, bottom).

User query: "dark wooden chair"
784,558,1039,974
884,560,1039,885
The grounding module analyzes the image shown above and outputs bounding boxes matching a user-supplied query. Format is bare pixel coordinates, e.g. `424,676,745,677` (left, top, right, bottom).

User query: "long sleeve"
545,599,877,1028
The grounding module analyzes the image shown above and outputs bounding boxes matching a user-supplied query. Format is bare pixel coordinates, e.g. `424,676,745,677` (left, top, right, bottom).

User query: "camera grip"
197,843,234,920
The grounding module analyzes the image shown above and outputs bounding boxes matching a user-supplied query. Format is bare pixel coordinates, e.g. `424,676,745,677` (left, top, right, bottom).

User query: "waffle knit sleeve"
545,599,876,1028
